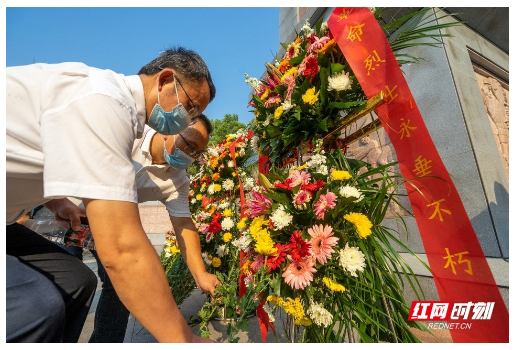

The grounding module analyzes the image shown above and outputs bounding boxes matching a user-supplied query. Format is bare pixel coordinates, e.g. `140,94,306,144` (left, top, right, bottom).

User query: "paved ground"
78,251,452,343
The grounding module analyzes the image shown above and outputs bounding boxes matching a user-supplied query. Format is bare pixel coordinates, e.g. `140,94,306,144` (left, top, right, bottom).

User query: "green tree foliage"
209,114,247,146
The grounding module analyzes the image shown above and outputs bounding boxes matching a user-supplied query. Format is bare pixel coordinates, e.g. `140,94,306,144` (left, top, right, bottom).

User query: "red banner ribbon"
328,7,508,343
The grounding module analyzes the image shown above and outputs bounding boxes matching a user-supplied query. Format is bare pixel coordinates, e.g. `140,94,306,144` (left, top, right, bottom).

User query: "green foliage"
159,249,197,306
209,114,247,146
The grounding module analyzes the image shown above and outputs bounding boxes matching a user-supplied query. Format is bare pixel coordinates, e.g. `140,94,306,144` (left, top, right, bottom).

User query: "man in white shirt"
6,47,216,343
81,115,216,342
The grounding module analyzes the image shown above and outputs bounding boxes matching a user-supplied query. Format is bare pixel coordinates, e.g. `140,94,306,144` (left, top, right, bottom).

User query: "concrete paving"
78,250,452,343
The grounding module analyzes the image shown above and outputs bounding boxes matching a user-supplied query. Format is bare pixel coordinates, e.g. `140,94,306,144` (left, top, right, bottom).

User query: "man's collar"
124,75,146,135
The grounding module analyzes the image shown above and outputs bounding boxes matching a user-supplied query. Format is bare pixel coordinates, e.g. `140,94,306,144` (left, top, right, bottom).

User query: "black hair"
138,46,216,102
191,114,213,135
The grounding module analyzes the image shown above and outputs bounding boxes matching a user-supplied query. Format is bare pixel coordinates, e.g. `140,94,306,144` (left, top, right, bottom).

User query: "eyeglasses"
175,76,199,119
178,133,205,159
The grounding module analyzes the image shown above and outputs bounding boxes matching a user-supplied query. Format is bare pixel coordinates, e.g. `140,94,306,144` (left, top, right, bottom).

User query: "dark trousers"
6,223,98,342
64,246,130,342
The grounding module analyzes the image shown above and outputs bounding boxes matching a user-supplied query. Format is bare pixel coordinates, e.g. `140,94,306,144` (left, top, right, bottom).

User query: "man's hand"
194,271,220,296
44,198,86,231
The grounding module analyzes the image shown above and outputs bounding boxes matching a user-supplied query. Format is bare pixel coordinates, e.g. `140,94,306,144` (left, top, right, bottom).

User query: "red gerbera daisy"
288,230,312,262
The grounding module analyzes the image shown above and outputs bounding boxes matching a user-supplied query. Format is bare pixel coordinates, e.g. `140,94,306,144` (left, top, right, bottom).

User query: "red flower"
302,55,319,84
301,179,326,192
274,177,294,190
266,243,288,272
288,230,312,262
208,220,221,234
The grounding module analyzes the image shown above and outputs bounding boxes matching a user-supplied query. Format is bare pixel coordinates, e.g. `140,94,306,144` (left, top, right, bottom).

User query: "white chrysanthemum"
217,201,230,209
232,232,253,253
339,185,364,202
339,243,366,277
263,303,276,323
250,136,260,154
281,99,295,112
227,160,234,168
221,217,235,231
216,244,226,257
269,204,293,230
223,179,235,191
328,71,352,92
241,175,254,191
307,301,333,327
244,73,262,90
207,184,215,195
191,198,197,204
238,148,246,157
302,19,313,36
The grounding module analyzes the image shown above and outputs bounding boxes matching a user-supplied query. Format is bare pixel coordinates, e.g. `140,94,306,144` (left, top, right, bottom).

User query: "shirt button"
152,188,158,193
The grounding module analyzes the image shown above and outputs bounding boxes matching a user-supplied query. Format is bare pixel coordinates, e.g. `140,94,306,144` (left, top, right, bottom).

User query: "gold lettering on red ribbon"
413,155,433,176
427,198,452,221
383,84,399,104
364,49,385,75
337,9,353,21
399,118,417,139
347,23,365,41
443,248,473,275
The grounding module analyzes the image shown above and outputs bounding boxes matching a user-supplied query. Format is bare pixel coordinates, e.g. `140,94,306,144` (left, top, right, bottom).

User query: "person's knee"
6,260,66,342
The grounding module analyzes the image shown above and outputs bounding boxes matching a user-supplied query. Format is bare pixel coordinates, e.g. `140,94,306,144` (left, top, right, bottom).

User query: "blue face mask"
148,77,191,135
163,136,194,170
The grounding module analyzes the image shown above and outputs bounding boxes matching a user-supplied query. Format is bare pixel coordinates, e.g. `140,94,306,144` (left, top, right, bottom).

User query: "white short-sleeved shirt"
132,126,191,218
6,62,147,224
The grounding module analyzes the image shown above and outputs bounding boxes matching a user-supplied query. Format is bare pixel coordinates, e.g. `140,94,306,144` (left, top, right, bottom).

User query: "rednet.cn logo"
408,301,494,329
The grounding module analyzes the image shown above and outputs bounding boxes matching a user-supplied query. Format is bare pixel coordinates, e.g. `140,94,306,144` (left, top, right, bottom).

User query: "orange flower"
208,205,217,214
278,59,292,73
209,157,219,169
316,38,337,53
212,173,220,181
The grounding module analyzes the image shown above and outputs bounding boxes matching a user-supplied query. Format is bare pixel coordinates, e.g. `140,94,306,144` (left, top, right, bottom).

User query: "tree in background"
208,114,247,146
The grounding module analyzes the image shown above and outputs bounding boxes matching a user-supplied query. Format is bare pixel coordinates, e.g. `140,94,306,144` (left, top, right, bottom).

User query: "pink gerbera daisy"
313,191,337,220
282,257,317,290
289,170,311,188
307,224,339,265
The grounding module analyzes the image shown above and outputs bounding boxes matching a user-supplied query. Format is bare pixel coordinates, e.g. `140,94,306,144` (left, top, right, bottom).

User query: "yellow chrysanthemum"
237,218,247,230
213,184,222,192
165,245,180,256
226,135,236,142
255,237,277,256
212,257,221,268
267,295,284,307
322,277,346,293
223,232,233,242
232,172,237,177
344,212,373,239
223,208,232,217
274,106,283,119
196,194,203,201
302,87,319,105
283,297,305,320
331,170,352,181
295,316,312,326
201,183,206,191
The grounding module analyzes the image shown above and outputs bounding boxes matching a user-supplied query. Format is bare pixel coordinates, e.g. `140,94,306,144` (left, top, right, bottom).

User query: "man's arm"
83,198,211,343
170,215,219,295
